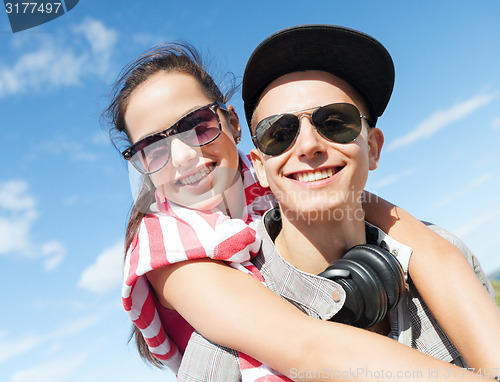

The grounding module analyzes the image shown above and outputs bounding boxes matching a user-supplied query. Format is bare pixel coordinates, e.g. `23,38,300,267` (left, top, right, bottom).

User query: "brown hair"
103,42,237,368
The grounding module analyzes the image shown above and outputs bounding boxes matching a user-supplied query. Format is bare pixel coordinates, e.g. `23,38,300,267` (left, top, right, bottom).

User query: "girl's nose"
169,137,200,169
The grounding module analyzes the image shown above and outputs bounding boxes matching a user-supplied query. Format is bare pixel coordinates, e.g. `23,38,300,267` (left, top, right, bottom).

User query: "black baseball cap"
242,24,395,129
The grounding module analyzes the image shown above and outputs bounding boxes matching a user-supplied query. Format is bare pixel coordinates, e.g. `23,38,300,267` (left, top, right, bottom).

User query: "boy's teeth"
296,168,334,183
180,165,213,185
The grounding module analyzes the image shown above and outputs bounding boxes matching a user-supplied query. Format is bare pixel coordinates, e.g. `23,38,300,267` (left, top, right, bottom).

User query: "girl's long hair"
102,42,237,367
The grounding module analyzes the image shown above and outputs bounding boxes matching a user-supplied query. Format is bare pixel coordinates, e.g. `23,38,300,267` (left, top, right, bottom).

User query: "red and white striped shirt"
122,153,291,380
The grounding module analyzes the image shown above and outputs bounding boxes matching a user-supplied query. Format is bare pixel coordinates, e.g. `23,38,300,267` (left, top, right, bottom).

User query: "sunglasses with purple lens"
122,102,227,174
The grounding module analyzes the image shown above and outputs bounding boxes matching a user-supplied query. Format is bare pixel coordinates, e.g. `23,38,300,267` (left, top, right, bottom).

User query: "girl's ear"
226,105,241,143
368,127,384,171
250,149,270,188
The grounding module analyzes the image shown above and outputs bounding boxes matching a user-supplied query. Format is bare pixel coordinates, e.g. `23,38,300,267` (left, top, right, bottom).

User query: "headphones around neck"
318,243,405,328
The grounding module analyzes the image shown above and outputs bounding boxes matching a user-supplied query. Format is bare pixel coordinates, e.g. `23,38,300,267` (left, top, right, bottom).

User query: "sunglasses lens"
130,138,170,174
125,104,223,174
313,103,362,144
253,103,363,157
254,114,299,156
177,107,221,146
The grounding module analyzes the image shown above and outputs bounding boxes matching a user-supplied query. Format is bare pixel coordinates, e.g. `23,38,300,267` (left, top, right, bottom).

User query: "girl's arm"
363,191,500,371
148,258,493,381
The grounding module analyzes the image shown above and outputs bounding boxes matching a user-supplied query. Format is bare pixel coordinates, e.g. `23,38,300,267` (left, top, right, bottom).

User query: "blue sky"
1,1,499,381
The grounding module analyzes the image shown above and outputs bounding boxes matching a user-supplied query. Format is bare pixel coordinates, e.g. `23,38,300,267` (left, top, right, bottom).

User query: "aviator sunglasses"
122,102,227,174
252,103,369,156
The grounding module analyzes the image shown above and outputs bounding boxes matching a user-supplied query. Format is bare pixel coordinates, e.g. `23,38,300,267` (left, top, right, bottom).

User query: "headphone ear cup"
321,258,387,328
339,258,387,328
318,266,363,325
344,244,405,311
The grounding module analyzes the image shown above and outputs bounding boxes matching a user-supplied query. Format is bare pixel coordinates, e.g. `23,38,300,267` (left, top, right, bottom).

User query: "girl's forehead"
125,72,212,143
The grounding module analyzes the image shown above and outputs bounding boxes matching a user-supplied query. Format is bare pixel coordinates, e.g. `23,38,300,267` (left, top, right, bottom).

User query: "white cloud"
0,180,37,255
492,116,500,130
132,33,166,48
37,135,99,162
41,241,66,271
387,94,496,151
471,151,498,171
75,18,117,53
0,180,35,210
0,212,36,255
431,172,494,210
78,241,124,294
9,353,87,382
367,167,417,191
53,315,101,339
0,315,100,366
72,18,118,77
0,180,65,269
92,130,111,146
452,207,500,239
0,333,43,364
0,18,117,98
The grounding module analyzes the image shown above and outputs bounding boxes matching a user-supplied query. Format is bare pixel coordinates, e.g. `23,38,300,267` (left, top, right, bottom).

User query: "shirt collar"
257,207,413,320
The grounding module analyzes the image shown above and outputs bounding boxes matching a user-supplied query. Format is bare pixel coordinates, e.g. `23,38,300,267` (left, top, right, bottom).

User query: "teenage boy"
244,24,497,367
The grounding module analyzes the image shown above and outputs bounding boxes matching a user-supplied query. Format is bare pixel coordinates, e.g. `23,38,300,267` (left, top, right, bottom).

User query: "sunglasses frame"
122,102,227,174
251,102,368,157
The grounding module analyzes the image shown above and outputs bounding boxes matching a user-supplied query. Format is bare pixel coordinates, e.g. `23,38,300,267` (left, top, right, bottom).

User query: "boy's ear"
368,127,384,171
227,105,241,143
250,148,269,188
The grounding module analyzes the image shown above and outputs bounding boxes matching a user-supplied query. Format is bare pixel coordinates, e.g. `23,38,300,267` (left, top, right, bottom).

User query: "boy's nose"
291,115,327,158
